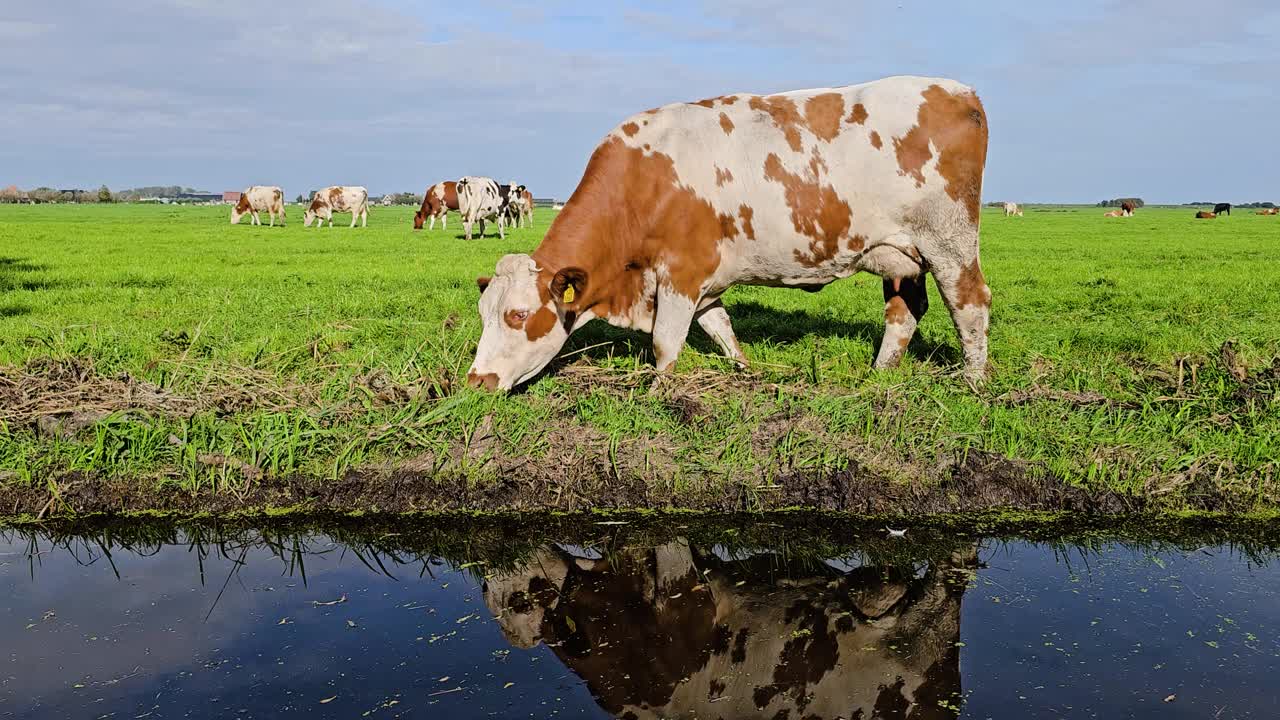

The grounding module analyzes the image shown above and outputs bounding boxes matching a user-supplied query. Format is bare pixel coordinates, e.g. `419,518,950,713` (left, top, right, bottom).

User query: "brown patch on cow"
739,205,756,240
804,93,844,142
847,233,867,252
327,186,343,205
466,371,498,391
718,213,738,239
762,153,853,267
953,259,989,309
847,103,868,125
235,194,251,213
503,309,529,330
621,122,640,137
309,195,326,212
692,98,716,108
885,296,910,325
892,85,988,224
715,166,734,187
719,112,735,135
869,131,883,150
749,95,804,153
524,305,559,341
531,137,723,317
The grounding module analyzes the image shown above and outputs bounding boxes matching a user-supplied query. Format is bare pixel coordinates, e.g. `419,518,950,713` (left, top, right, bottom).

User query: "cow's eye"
504,309,530,329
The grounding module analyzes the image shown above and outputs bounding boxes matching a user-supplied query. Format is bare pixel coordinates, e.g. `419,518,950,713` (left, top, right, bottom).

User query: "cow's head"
229,196,250,224
413,210,425,230
467,254,586,391
303,199,327,227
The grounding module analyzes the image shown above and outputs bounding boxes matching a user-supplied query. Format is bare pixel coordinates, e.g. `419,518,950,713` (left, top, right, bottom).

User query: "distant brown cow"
413,181,459,230
1256,208,1279,215
1195,211,1216,219
1121,201,1136,217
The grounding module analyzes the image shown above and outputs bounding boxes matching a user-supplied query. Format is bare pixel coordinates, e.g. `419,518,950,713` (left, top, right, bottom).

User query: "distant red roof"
222,191,241,202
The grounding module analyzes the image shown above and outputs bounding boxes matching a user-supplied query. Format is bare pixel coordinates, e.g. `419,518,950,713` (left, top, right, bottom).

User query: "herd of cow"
1003,199,1278,221
228,178,536,238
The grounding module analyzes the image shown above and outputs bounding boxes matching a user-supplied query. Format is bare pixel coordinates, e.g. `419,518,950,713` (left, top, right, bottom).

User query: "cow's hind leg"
652,284,698,372
874,275,928,369
695,299,747,368
932,258,991,380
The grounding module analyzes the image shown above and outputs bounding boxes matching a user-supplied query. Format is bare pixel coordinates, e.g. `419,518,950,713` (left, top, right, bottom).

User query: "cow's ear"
550,267,588,306
477,276,491,294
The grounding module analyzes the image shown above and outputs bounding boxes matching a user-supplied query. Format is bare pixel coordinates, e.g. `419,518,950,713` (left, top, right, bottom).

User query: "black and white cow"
457,176,516,240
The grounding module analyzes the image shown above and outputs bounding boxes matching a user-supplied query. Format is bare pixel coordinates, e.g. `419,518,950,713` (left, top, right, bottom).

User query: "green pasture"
0,203,1276,511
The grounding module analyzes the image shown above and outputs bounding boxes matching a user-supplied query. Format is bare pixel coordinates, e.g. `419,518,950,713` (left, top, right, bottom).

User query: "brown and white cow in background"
468,75,991,391
1103,210,1123,218
484,539,975,719
230,186,286,226
304,186,369,227
1121,201,1136,217
414,181,460,230
1003,202,1023,217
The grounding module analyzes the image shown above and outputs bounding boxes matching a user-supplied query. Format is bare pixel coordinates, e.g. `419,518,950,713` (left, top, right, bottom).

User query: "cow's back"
577,76,987,291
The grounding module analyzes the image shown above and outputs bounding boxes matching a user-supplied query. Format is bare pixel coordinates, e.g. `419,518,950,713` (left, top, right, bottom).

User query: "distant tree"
295,194,306,204
98,185,114,203
1098,197,1143,208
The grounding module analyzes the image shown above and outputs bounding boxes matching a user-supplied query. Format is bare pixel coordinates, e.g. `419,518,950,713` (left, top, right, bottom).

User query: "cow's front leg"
873,275,928,369
652,283,698,372
695,299,747,368
932,258,991,380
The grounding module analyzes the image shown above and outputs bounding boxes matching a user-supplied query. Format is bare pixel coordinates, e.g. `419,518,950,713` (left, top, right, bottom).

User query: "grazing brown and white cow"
1196,211,1217,219
230,186,286,226
413,181,459,230
467,75,991,390
484,540,975,720
517,188,534,228
304,186,369,228
1003,202,1023,217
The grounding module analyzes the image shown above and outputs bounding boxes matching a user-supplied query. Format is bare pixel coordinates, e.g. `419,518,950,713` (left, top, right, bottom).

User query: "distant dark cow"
414,181,460,231
1213,203,1232,216
1120,201,1136,217
484,540,977,719
1196,211,1217,219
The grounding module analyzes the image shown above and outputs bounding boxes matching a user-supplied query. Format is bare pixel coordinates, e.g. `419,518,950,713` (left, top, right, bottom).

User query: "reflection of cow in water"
484,540,976,719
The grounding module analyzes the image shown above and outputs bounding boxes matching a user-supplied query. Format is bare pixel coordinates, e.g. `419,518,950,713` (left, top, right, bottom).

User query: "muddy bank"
1,448,1267,520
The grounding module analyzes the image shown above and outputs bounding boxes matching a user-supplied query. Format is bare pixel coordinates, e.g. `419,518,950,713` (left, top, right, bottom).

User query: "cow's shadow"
558,300,962,370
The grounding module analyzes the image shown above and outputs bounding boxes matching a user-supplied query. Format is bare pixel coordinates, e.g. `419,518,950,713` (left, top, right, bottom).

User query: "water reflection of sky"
2,531,1278,719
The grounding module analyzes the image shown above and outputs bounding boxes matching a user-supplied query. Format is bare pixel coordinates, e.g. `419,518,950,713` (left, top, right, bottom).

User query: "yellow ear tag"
562,286,575,303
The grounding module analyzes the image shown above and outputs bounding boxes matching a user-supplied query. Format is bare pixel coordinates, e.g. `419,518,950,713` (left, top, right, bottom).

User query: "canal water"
2,520,1278,719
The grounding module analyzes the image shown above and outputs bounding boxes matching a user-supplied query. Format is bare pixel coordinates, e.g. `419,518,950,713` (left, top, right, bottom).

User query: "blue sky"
2,0,1277,203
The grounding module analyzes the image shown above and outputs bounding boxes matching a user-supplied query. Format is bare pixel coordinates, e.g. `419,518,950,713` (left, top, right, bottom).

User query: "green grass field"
1,203,1277,516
